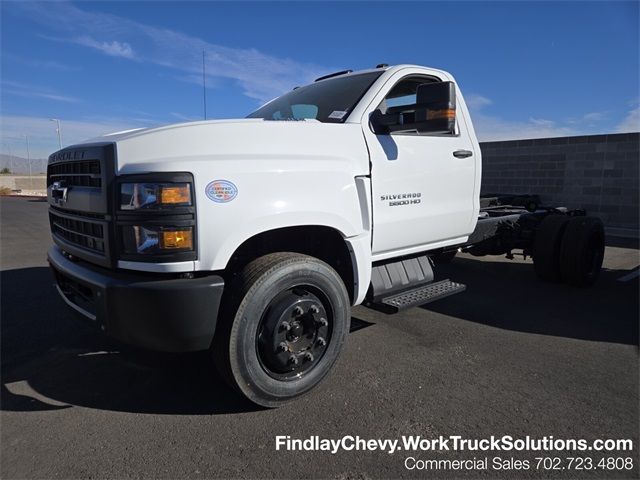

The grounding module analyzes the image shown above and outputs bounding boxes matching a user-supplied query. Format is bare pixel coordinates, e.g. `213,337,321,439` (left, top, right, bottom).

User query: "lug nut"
304,352,314,362
288,355,298,365
317,337,326,346
278,342,288,352
293,306,304,316
280,321,291,332
309,304,320,314
317,317,328,327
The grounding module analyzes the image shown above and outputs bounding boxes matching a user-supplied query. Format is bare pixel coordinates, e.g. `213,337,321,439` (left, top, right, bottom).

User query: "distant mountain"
0,154,47,175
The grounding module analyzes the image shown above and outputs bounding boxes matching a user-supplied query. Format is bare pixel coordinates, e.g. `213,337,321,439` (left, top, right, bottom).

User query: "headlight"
120,183,192,210
121,225,194,255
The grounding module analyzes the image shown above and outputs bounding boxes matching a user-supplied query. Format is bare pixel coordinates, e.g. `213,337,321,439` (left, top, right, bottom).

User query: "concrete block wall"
0,175,46,193
480,133,639,237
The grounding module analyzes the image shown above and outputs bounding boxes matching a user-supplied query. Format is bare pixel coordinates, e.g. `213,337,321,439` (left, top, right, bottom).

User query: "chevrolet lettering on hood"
49,150,87,163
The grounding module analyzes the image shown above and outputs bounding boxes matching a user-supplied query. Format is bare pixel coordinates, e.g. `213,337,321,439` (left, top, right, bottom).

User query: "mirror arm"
370,111,400,134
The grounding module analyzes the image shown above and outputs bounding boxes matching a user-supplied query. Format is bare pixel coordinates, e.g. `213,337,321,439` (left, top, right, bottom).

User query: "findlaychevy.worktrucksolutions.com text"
275,435,633,455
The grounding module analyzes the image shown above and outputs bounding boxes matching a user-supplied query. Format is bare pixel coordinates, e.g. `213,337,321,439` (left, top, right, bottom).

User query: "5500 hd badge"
381,192,421,206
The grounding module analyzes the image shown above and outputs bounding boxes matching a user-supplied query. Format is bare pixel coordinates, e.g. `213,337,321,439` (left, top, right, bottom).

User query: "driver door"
363,73,478,259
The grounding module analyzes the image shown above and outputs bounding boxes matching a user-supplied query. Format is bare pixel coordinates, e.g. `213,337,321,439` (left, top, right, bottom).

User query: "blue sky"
1,1,639,159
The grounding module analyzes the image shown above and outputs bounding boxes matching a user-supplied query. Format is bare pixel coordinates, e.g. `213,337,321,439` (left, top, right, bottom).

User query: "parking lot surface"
1,196,638,479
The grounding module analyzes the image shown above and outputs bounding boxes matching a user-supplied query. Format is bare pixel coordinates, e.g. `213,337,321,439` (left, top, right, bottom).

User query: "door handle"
453,149,473,158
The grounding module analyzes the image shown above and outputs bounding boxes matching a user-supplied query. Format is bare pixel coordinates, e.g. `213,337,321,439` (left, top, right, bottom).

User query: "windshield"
247,71,383,123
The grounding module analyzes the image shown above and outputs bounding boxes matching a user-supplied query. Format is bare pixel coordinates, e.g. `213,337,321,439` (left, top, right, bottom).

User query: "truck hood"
91,118,369,176
95,118,271,143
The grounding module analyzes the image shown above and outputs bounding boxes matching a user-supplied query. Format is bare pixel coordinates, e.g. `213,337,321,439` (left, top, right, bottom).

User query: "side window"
377,76,436,113
376,76,458,135
386,93,416,109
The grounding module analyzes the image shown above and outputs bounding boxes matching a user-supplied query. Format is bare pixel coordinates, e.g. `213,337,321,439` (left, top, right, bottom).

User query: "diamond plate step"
369,255,434,302
380,279,466,312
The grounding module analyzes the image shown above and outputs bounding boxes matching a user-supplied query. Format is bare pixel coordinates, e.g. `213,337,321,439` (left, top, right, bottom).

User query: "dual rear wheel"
533,215,605,287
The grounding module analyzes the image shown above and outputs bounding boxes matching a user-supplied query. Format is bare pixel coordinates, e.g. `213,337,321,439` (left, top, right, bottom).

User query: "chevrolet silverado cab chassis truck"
47,64,605,406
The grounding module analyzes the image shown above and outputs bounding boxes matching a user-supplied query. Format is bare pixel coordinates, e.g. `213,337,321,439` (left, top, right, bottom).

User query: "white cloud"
616,106,640,133
1,80,79,103
464,94,576,141
580,111,607,123
566,111,608,127
171,112,199,122
13,2,330,102
3,53,80,71
466,95,616,141
0,115,151,159
529,117,556,128
75,36,135,59
465,94,492,111
471,113,575,142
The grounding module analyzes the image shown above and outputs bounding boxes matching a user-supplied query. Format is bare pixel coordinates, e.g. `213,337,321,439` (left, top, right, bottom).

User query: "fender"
113,119,374,279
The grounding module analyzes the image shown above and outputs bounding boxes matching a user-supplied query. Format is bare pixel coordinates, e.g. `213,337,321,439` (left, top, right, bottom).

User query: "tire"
213,252,350,407
559,216,605,287
533,215,570,282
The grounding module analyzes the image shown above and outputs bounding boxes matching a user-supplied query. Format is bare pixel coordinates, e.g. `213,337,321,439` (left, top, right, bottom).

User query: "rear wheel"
533,215,570,282
559,216,605,287
213,252,350,407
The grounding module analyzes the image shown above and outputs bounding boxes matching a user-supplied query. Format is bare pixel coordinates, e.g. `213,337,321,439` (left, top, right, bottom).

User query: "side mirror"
414,82,456,134
371,81,457,135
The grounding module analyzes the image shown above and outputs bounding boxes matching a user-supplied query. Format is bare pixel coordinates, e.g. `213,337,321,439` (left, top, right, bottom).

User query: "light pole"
202,50,207,120
23,134,32,181
50,118,62,149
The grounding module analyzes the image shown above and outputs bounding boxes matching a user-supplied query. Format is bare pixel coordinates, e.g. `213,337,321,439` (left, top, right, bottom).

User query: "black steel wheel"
533,215,570,282
256,287,332,380
213,252,350,407
559,216,605,287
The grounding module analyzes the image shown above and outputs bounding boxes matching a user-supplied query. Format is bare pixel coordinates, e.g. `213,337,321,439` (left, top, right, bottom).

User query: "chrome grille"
47,160,101,188
50,210,105,254
48,143,114,267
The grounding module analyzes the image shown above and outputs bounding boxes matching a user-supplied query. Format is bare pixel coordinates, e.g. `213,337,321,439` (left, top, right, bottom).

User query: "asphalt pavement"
1,196,638,479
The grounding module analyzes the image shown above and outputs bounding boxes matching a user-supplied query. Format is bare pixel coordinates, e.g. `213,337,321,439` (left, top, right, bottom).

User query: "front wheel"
213,253,350,407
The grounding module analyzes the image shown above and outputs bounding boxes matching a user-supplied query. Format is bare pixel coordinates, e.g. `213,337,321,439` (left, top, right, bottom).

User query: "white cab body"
89,65,481,305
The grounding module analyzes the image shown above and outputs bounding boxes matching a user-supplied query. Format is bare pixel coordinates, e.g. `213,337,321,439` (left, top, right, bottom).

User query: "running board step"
378,279,466,312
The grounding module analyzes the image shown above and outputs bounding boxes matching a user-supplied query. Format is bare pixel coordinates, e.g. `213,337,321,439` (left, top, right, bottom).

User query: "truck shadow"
3,254,635,415
0,266,372,415
427,254,639,346
0,266,258,415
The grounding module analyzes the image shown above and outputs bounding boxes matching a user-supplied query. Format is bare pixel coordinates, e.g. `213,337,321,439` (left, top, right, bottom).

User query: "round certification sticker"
205,180,238,203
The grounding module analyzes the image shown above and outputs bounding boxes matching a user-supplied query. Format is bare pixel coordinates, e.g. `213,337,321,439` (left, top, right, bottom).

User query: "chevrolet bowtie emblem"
51,181,69,205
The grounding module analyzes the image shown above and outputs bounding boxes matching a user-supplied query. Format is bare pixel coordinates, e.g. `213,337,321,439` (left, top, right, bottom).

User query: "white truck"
47,64,605,407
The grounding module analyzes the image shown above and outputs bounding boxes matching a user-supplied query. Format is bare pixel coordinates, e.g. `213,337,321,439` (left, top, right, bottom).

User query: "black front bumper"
48,246,224,352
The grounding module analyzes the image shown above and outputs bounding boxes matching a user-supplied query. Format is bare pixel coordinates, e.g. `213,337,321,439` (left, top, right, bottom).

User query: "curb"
1,194,47,199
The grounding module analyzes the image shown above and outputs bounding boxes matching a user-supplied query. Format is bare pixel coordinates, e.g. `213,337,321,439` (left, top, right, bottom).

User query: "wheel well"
225,226,355,303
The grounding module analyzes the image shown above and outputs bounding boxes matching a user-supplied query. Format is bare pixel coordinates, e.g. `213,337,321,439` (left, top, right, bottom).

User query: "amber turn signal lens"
426,108,456,120
160,229,193,250
160,185,191,205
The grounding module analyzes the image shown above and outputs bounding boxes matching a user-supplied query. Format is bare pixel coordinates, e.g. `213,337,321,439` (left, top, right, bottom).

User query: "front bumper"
48,246,224,352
